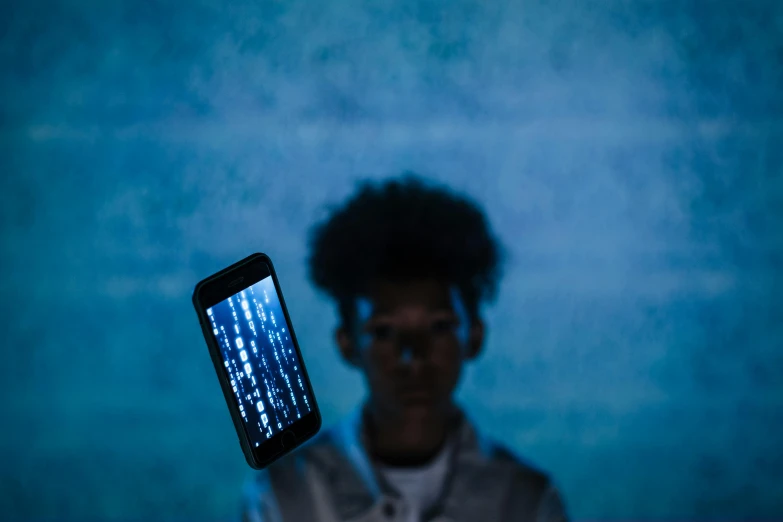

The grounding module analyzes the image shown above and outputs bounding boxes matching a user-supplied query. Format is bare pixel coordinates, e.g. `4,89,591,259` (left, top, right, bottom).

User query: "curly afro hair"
307,174,503,325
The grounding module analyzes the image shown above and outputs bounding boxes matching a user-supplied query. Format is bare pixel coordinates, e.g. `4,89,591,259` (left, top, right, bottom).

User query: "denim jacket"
241,408,568,522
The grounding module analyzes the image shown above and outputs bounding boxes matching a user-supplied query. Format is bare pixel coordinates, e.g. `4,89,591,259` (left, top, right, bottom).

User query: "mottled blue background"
1,0,782,521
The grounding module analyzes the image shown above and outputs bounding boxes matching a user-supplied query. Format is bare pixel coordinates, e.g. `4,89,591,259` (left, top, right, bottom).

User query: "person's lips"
397,386,434,404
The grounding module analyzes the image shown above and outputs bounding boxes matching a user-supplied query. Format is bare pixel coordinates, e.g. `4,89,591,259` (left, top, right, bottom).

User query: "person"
241,174,568,522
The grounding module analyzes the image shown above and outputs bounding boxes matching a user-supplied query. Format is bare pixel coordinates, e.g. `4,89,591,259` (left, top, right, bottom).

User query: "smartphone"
192,253,321,469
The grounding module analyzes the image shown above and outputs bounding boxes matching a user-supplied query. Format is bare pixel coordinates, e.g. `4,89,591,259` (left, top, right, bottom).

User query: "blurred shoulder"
481,437,552,487
473,436,568,521
240,427,344,521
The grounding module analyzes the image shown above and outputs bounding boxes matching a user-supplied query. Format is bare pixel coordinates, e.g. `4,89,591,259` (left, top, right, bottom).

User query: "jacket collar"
313,403,506,521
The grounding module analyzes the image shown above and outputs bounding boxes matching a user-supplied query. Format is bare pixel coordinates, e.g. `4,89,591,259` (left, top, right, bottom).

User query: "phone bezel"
192,253,321,469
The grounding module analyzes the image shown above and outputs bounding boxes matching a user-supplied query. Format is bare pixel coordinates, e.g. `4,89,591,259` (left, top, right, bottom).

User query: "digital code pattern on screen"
206,276,312,446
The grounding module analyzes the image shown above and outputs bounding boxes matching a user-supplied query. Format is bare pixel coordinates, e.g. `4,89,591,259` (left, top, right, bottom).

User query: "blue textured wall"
1,1,782,520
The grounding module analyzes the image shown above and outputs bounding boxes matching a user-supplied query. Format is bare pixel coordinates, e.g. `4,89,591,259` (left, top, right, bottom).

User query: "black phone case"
192,253,320,469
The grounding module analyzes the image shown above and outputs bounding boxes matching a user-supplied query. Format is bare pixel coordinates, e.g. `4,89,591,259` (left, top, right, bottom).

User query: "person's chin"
398,393,439,419
394,396,451,451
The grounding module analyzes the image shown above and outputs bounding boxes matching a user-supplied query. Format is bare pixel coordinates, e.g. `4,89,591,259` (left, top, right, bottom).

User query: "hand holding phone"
192,253,321,469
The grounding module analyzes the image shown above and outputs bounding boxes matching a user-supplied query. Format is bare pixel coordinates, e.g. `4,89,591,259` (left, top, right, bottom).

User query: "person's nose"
397,328,431,366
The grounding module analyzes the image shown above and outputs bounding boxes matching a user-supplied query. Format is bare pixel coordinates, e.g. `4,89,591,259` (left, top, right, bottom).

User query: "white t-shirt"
377,444,452,522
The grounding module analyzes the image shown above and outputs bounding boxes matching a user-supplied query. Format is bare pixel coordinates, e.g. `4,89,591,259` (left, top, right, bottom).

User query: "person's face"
336,279,484,428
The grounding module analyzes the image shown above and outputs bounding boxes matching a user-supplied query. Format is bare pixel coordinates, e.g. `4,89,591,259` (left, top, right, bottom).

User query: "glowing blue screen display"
206,276,312,446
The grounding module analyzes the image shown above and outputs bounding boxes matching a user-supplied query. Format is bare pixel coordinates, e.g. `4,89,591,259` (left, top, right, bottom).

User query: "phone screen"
205,275,314,448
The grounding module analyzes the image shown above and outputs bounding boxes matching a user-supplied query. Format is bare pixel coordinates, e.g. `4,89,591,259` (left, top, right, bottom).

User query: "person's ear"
336,325,360,367
466,319,485,360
